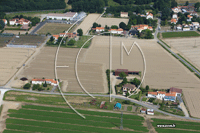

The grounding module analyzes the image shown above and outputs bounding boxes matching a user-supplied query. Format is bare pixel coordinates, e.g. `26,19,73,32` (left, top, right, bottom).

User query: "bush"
23,83,31,89
122,100,130,104
32,84,40,90
67,39,76,46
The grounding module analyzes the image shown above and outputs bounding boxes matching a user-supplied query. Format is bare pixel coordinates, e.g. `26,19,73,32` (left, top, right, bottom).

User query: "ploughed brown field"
97,17,129,27
0,47,35,86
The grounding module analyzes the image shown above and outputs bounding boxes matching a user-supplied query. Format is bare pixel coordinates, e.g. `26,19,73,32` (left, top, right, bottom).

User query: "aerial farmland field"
97,17,129,27
3,104,149,133
0,36,13,47
37,23,72,35
0,48,35,86
74,14,101,35
83,36,200,118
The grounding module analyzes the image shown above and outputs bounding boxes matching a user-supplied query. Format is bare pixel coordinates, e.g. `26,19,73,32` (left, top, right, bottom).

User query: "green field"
108,0,120,6
151,118,200,132
4,104,149,133
66,35,92,48
162,31,200,38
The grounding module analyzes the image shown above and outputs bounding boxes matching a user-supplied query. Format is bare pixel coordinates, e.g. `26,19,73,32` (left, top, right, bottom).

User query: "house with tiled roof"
187,15,193,22
148,89,180,102
131,24,153,33
52,35,59,40
120,12,128,17
93,27,105,32
171,19,177,24
122,84,136,95
2,19,7,25
32,79,58,86
146,12,153,19
108,28,123,34
9,18,31,26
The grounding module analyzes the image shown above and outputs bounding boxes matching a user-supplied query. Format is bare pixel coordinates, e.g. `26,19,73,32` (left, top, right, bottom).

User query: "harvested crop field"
83,36,200,118
162,31,200,38
3,104,148,133
163,37,200,70
37,23,72,35
18,47,107,93
10,35,46,46
0,48,35,86
74,14,101,35
97,17,129,27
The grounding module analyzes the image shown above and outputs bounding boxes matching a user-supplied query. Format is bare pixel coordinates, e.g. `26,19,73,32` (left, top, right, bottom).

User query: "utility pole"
120,111,123,130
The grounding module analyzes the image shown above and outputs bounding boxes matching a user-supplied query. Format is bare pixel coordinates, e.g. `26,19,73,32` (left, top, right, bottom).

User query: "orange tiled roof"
165,93,176,97
171,19,177,23
187,15,192,18
148,92,157,95
158,91,166,94
96,27,104,30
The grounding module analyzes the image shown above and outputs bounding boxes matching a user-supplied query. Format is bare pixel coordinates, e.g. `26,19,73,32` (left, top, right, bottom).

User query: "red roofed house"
108,28,123,34
171,19,177,24
170,87,182,96
52,35,59,41
148,90,178,102
187,15,193,22
132,24,153,32
32,79,57,86
9,18,31,25
95,27,105,32
120,12,128,17
2,19,7,25
146,12,153,19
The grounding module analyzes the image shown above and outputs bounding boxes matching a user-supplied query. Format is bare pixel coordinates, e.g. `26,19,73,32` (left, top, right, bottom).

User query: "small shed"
114,103,122,109
140,108,146,114
147,109,154,115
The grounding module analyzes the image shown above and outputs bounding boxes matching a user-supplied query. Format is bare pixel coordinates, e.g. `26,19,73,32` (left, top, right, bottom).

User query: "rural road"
0,87,200,121
29,20,47,34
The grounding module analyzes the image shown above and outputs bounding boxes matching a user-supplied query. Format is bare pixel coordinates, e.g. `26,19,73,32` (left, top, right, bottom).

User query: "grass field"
4,104,149,133
108,0,120,6
162,31,200,38
176,0,199,3
37,23,72,35
66,36,92,48
0,36,12,47
151,118,200,132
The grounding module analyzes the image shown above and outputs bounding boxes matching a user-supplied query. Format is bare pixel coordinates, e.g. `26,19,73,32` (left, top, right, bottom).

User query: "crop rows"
155,128,200,133
3,130,29,133
152,119,200,126
8,113,144,129
22,105,144,120
6,119,141,133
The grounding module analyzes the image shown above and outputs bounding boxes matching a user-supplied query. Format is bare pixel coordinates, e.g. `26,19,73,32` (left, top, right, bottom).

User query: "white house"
32,79,58,86
176,24,182,30
192,22,199,28
171,19,177,24
183,28,190,31
95,27,105,32
172,14,178,19
187,15,193,22
2,19,7,25
146,12,153,19
148,91,178,102
147,109,154,115
120,12,128,17
109,28,123,34
9,18,31,25
172,7,182,13
47,12,78,20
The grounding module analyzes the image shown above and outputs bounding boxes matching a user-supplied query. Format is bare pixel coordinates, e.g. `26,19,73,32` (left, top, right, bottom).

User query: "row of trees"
113,0,153,5
68,0,107,13
0,0,66,12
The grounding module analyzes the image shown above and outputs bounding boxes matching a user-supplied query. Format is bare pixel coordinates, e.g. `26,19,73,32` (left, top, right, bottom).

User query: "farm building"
140,108,146,114
147,109,154,115
120,12,128,17
47,12,78,20
114,69,140,76
170,87,182,96
32,79,57,86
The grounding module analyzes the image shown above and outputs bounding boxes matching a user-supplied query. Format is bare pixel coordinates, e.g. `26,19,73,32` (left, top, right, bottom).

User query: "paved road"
29,20,47,34
1,87,200,121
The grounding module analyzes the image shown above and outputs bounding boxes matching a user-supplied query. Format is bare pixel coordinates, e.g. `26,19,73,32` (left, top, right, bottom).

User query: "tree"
50,36,54,42
0,20,5,30
23,83,31,89
145,85,149,91
145,29,153,39
131,78,141,87
119,22,126,30
43,81,47,87
38,87,43,91
111,25,118,29
195,2,200,10
122,77,128,85
77,28,83,36
32,84,40,90
67,39,76,46
92,22,99,28
185,1,189,6
119,72,127,79
126,92,129,97
171,0,177,8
